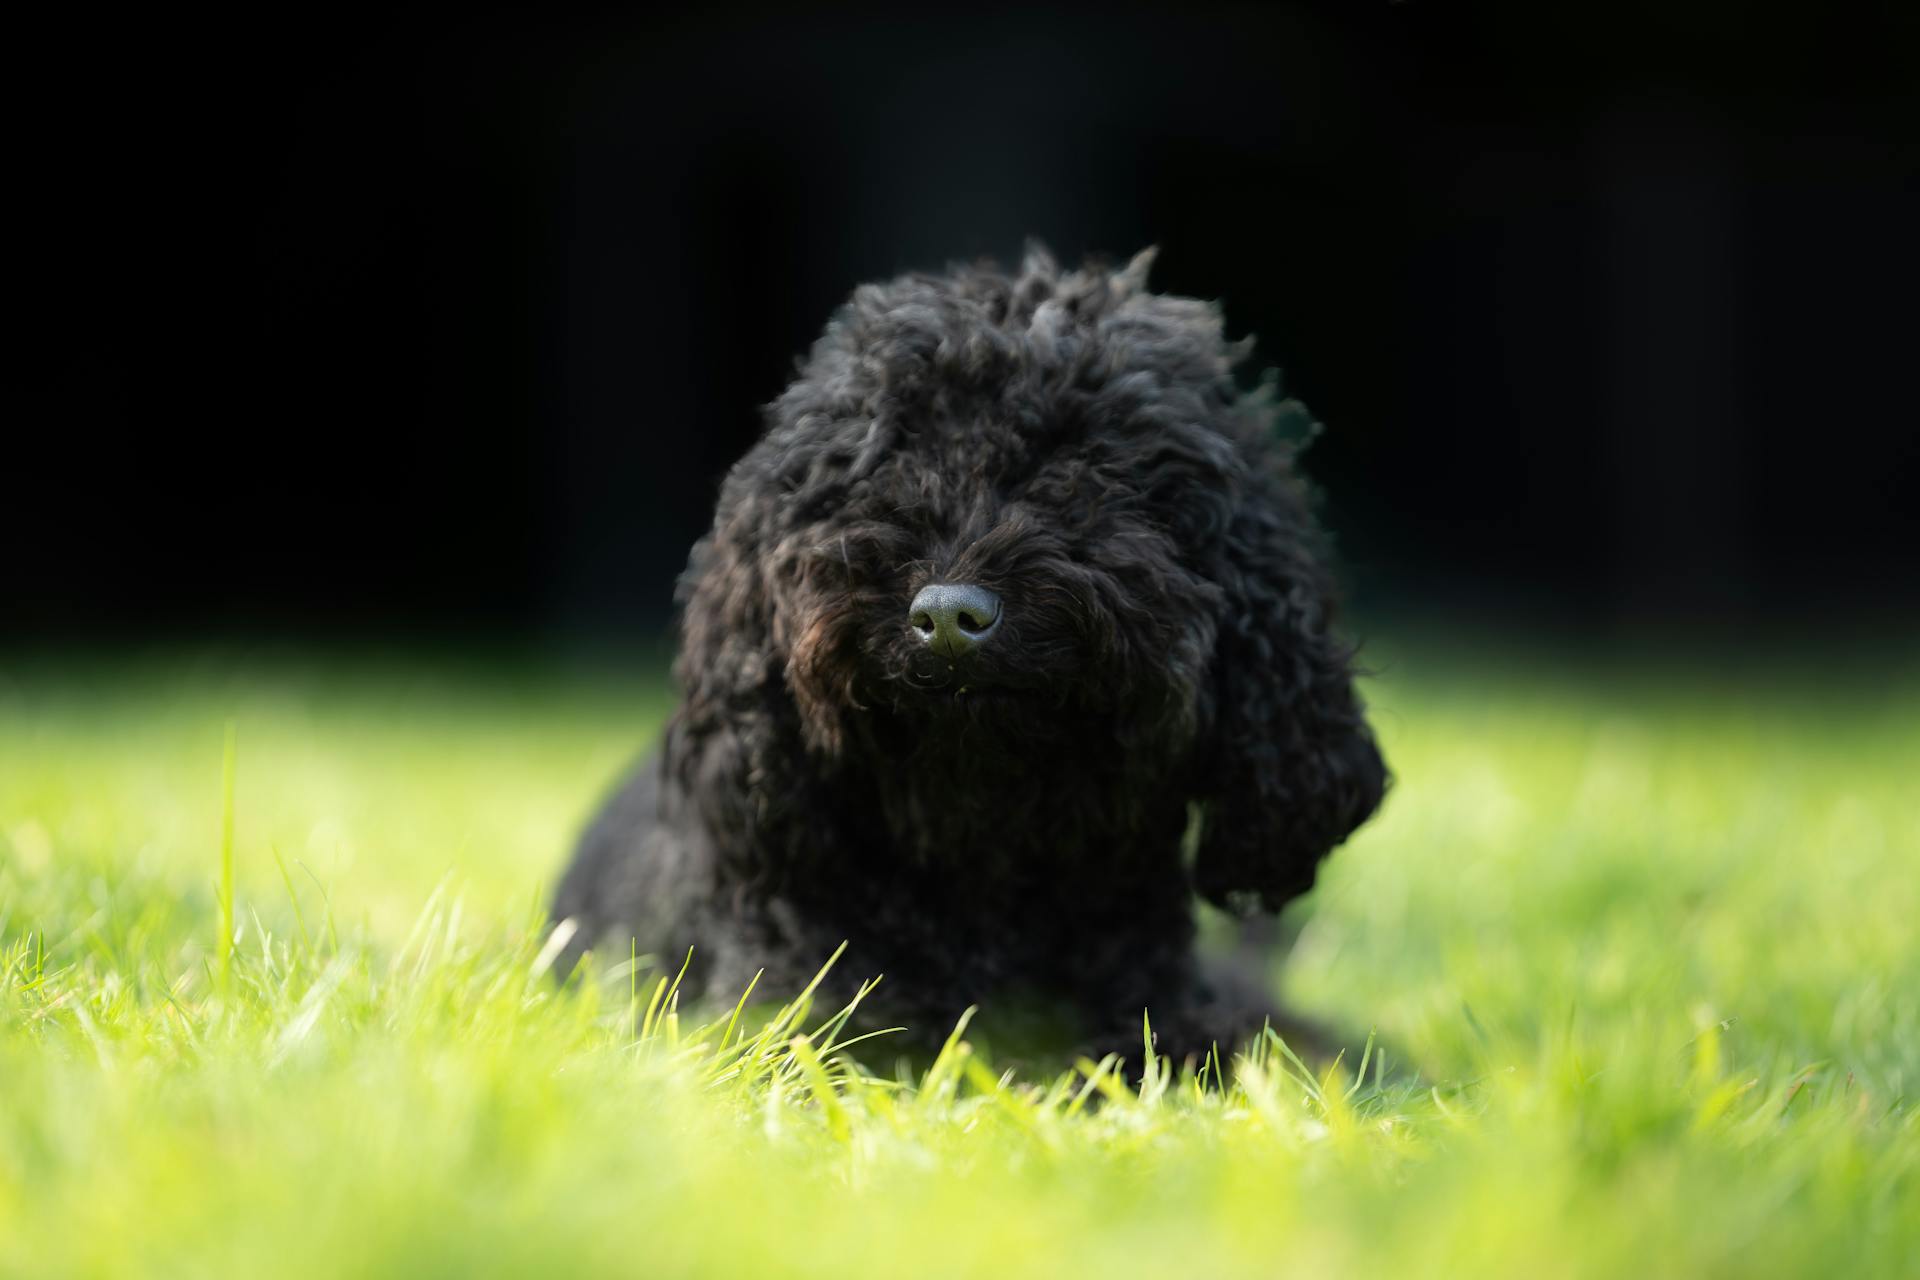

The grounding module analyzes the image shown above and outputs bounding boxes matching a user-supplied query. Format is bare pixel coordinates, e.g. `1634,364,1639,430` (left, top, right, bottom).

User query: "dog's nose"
908,583,1002,658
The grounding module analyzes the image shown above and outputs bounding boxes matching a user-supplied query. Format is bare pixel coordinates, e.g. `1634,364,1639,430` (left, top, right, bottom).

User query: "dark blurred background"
12,2,1918,647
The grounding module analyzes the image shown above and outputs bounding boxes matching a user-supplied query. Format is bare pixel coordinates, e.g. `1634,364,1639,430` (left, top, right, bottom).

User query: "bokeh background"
12,2,1918,648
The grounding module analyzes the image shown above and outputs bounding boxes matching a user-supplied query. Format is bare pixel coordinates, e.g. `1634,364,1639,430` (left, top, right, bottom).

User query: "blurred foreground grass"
1,645,1916,1277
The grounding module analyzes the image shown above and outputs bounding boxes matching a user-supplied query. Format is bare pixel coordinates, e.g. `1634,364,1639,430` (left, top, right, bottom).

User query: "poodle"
552,247,1387,1064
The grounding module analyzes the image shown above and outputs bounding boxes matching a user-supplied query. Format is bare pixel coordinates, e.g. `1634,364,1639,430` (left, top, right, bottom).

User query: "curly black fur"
553,247,1387,1062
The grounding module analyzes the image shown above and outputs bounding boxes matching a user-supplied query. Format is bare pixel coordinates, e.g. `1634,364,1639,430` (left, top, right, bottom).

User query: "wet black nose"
909,583,1002,658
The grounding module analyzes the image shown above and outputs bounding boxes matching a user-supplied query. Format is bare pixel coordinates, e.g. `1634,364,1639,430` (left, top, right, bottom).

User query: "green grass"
2,646,1916,1277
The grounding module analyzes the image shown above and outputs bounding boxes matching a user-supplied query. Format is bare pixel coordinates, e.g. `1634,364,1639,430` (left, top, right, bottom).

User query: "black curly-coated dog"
553,247,1387,1063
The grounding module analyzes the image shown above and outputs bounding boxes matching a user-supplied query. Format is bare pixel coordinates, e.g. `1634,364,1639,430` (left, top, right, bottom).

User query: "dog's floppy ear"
667,516,826,889
1191,479,1387,914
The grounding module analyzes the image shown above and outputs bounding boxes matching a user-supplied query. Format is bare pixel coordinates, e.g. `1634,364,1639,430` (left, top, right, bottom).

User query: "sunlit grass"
1,646,1915,1277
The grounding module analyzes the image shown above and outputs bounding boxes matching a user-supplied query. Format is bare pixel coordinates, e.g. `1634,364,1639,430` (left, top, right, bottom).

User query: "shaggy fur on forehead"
554,246,1387,1063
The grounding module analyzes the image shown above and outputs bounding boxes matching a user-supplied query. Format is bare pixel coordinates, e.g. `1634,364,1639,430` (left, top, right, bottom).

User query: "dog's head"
677,247,1386,909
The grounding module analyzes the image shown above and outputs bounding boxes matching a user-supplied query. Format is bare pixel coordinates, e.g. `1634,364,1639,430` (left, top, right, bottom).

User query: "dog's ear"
674,520,771,727
1191,482,1388,914
667,519,824,888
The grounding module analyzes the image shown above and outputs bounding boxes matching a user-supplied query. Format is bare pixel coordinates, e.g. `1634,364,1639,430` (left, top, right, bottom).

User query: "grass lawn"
2,644,1915,1277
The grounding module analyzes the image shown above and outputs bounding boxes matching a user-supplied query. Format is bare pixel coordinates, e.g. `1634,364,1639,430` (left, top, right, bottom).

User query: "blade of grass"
268,844,314,959
720,968,764,1052
787,1034,851,1142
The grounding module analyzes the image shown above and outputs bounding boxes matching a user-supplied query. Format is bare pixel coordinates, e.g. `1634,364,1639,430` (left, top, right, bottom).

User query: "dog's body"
554,249,1386,1061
